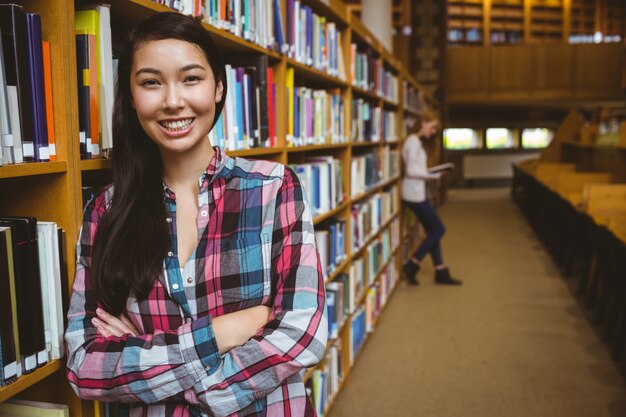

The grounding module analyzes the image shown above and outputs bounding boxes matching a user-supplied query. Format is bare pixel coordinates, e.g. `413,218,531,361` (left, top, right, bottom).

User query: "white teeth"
160,118,193,131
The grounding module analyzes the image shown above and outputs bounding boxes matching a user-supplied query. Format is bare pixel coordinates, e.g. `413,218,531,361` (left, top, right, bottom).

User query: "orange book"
41,41,55,160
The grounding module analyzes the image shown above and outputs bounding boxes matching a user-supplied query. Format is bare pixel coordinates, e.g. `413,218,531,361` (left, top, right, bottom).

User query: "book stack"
286,0,345,79
391,216,400,252
0,218,67,386
210,55,277,151
381,186,398,224
75,5,114,159
350,256,366,309
403,80,422,114
366,237,382,286
350,150,382,197
365,284,379,333
382,110,398,142
379,263,398,309
381,146,400,181
349,306,366,365
285,74,346,147
291,156,344,218
202,0,280,51
305,341,343,417
350,193,382,252
351,98,381,143
315,217,347,281
350,44,376,91
379,69,398,104
0,5,56,165
325,279,347,340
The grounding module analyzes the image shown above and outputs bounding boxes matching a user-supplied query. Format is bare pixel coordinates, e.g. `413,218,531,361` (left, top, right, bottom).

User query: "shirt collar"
163,146,231,197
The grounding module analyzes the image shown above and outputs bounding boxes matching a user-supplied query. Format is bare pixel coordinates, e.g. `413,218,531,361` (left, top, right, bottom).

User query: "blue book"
25,13,49,162
328,223,336,270
311,164,320,214
326,289,336,339
305,6,312,65
214,112,224,149
234,69,244,149
273,0,286,52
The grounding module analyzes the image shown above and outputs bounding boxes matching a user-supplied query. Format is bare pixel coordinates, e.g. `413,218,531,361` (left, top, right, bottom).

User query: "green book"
0,399,69,417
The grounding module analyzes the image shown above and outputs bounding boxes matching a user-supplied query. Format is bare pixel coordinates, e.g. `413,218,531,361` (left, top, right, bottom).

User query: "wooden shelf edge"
81,158,112,171
0,161,67,179
350,176,400,205
314,199,350,226
0,361,63,403
226,148,284,158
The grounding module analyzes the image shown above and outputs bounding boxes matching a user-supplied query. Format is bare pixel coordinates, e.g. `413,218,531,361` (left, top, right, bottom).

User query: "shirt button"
166,218,172,223
172,283,179,290
167,251,174,257
186,317,192,324
201,210,208,217
187,277,193,284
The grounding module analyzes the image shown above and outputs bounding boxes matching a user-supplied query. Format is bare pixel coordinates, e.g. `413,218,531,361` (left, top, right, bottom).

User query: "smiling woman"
64,12,327,417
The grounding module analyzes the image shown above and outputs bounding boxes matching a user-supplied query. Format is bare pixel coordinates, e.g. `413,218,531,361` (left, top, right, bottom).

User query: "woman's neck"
161,141,215,191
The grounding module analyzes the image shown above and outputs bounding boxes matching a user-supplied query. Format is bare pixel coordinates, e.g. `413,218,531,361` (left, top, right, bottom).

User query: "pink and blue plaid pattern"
65,147,328,416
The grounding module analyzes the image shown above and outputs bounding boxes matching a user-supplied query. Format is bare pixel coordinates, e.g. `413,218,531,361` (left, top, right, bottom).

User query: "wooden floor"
328,188,626,417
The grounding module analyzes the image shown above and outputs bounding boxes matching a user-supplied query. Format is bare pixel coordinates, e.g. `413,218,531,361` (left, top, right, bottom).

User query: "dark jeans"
404,200,445,266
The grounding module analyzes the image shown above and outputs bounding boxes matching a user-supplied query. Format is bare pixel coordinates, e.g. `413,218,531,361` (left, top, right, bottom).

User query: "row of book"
75,6,114,159
325,216,399,342
315,217,347,282
351,187,398,252
351,100,401,143
350,45,399,104
291,156,344,218
365,263,398,333
381,146,401,184
350,151,382,197
306,341,343,417
403,80,423,115
286,70,346,147
286,0,345,79
0,5,56,165
209,55,277,150
0,217,67,386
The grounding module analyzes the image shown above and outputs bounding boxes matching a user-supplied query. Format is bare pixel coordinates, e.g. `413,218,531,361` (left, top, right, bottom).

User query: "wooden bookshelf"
0,161,68,179
0,0,439,415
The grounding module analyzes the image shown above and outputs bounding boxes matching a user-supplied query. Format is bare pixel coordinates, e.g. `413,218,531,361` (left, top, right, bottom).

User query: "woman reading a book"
401,111,461,286
65,12,327,417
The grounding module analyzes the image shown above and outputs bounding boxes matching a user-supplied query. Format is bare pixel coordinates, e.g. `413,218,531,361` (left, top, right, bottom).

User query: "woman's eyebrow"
135,64,205,77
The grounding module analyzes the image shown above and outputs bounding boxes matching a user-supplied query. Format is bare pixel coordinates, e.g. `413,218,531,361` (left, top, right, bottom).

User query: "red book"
267,67,275,148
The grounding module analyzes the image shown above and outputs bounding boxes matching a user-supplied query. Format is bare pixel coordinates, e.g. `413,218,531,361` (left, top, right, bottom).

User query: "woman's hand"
212,305,271,354
92,308,140,338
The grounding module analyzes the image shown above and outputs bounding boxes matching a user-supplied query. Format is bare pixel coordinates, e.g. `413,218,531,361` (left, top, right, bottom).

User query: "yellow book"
286,68,294,146
0,399,69,417
0,226,21,383
75,10,101,156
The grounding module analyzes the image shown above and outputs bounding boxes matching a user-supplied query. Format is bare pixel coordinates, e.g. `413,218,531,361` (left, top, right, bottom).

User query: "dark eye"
185,75,201,83
140,79,159,87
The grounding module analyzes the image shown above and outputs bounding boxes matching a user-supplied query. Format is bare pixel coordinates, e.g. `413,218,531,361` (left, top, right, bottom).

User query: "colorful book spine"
25,13,49,162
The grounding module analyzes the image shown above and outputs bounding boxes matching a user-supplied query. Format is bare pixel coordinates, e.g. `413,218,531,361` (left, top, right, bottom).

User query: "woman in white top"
401,111,461,286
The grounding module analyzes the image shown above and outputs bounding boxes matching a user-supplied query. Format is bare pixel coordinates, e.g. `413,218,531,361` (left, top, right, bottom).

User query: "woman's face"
130,38,223,157
420,120,440,139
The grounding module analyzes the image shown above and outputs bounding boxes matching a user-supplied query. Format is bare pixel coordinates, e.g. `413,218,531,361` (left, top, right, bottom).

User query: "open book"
428,162,455,174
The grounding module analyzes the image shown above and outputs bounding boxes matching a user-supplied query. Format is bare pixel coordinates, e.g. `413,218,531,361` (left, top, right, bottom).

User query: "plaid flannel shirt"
65,147,328,417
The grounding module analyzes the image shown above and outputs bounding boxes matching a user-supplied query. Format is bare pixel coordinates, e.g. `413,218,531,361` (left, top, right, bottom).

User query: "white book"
97,5,114,154
37,222,64,360
1,399,69,417
6,86,23,163
223,65,236,151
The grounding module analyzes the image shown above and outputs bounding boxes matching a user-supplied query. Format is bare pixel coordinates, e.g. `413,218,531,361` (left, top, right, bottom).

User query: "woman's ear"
215,80,224,103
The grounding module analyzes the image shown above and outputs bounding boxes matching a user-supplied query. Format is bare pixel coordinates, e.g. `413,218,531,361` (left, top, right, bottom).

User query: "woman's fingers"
92,308,139,337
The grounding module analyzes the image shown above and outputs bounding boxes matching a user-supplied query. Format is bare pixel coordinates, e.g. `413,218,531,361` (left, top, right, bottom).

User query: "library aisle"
328,188,626,417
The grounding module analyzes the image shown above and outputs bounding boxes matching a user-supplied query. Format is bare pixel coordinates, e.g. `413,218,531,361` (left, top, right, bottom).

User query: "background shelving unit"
0,0,438,415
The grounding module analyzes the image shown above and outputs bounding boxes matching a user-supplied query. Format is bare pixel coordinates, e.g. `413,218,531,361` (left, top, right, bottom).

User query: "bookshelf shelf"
80,158,112,171
301,0,349,28
314,200,350,226
352,86,382,102
351,141,382,148
0,361,63,403
227,148,284,158
350,176,401,205
286,58,349,88
287,143,349,153
352,211,400,258
325,256,352,285
0,161,67,179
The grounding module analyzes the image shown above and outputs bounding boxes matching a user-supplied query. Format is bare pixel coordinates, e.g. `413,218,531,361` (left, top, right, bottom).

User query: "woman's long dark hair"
91,12,228,315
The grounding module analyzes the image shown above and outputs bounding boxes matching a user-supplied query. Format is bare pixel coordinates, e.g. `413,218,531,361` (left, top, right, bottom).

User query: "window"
486,128,517,149
443,128,481,150
521,128,554,148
